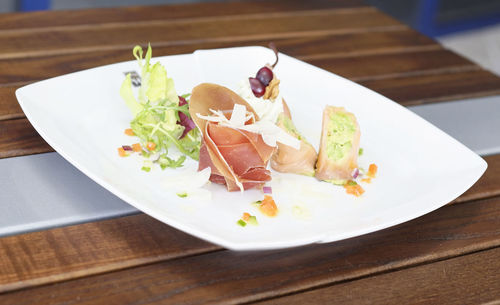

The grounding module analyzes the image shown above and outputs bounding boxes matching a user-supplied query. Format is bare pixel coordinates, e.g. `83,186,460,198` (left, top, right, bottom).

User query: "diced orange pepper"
132,143,142,152
259,195,278,217
344,184,365,197
367,163,378,178
117,147,127,157
242,212,251,222
146,142,157,151
356,185,365,196
124,128,134,136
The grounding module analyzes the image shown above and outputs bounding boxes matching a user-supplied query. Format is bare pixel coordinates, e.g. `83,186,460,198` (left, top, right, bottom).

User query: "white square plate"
16,46,487,250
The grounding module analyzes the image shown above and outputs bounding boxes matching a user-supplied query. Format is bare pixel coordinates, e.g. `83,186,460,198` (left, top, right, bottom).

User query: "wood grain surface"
0,214,218,294
256,247,500,305
0,28,435,85
360,69,500,105
0,8,400,60
0,86,22,120
0,118,51,159
1,1,500,304
455,154,500,203
3,195,500,304
0,0,365,30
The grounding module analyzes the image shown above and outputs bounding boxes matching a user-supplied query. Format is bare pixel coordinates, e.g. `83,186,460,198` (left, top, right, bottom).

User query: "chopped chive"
251,200,262,207
142,160,153,172
247,216,258,226
237,219,247,227
358,148,364,156
177,192,188,198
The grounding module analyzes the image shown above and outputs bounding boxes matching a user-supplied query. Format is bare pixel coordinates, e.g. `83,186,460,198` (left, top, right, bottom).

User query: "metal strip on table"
409,94,500,156
0,153,137,236
1,95,499,237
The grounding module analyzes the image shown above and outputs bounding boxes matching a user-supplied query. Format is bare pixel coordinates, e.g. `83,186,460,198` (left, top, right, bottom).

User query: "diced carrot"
344,184,365,197
367,163,378,178
146,142,157,151
132,143,142,152
124,128,134,136
117,147,128,157
356,185,365,196
259,195,278,217
242,212,251,222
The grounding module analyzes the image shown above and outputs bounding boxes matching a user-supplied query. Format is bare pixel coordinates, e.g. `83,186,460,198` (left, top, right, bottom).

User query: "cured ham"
271,107,317,176
315,106,361,183
189,83,275,191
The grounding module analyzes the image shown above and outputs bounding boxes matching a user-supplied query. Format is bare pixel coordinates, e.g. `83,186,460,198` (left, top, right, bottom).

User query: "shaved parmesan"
196,104,300,149
240,120,300,149
229,104,247,126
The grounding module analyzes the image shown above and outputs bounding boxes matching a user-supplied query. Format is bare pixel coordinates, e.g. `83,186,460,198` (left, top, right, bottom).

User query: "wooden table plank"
3,195,500,304
0,28,437,86
0,86,22,120
0,118,51,159
0,151,498,294
279,28,438,61
0,213,218,294
454,154,500,203
0,0,365,30
0,8,401,59
361,70,500,106
257,247,500,305
308,48,479,82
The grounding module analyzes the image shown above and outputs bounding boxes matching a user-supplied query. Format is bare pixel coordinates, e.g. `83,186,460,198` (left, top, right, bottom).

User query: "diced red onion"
351,168,359,179
263,186,272,194
122,145,133,151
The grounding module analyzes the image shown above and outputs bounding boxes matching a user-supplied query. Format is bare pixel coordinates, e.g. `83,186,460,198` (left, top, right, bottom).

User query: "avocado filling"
326,112,356,161
278,113,303,141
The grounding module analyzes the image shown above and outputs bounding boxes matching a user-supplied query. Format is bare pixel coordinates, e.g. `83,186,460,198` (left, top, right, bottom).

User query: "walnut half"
263,77,280,100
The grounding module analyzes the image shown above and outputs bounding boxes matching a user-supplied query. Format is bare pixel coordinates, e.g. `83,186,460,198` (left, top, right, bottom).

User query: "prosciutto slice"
190,83,275,191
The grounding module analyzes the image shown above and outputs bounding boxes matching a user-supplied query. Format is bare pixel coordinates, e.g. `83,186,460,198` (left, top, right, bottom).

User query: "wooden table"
1,1,500,303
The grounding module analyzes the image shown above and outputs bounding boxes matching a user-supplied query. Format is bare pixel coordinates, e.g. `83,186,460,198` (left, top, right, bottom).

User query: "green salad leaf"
120,44,201,170
120,74,143,116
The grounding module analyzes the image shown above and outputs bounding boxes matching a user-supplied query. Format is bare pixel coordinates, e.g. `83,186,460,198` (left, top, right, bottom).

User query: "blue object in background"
367,0,500,38
417,0,500,37
19,0,50,11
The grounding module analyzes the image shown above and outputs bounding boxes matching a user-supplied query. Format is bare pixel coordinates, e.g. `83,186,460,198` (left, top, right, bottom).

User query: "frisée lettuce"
120,45,201,169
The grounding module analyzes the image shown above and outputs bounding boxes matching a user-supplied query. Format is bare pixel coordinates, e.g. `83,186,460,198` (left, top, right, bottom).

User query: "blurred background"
3,0,500,75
